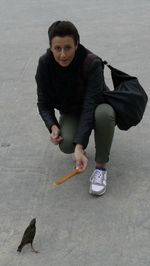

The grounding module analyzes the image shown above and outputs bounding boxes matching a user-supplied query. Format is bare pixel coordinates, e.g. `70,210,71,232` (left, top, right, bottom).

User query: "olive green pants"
59,104,115,163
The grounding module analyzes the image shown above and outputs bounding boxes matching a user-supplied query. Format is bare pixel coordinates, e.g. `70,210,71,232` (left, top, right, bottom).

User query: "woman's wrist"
75,144,84,152
51,124,59,131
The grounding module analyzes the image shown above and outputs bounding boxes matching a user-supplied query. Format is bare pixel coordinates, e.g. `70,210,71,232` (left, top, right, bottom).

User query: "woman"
35,20,115,196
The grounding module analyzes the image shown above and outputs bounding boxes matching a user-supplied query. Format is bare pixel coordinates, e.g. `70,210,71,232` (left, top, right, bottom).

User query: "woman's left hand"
74,144,88,172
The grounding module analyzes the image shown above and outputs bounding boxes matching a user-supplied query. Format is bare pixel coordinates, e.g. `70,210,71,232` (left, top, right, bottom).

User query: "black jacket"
35,44,107,148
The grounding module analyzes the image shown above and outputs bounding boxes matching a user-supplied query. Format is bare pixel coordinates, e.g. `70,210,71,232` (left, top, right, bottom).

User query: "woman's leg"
89,103,115,196
94,103,116,164
59,114,80,154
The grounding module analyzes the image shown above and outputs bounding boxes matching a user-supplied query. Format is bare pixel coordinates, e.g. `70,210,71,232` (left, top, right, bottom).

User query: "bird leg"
31,243,39,253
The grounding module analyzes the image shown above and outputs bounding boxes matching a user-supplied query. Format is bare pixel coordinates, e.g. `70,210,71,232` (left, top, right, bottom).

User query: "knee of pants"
59,138,75,154
95,104,115,124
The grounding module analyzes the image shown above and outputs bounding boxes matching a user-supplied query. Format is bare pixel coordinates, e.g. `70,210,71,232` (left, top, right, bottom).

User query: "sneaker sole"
89,187,106,196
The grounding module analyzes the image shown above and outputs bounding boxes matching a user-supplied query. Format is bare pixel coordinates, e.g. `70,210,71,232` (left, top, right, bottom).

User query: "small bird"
17,218,39,253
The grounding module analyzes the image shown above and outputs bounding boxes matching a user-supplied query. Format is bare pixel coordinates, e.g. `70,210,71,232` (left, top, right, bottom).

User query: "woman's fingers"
50,135,63,145
50,126,63,145
75,155,88,172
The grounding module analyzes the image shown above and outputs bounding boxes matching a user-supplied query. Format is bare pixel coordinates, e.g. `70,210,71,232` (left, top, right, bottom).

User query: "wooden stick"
53,168,81,186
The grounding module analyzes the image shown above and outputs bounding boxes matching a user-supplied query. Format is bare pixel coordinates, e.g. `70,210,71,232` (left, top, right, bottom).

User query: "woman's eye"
55,47,61,52
64,46,71,51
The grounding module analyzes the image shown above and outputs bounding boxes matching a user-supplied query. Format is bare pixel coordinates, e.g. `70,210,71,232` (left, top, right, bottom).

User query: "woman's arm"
35,57,60,133
74,58,105,148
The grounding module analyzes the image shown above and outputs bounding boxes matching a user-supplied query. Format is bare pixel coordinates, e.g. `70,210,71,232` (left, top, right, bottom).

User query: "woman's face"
50,36,78,67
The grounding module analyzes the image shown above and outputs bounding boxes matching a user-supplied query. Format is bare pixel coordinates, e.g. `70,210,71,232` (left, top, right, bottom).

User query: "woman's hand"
74,144,88,172
50,125,63,145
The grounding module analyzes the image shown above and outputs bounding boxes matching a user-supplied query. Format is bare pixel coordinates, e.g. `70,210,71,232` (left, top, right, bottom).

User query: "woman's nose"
60,49,66,58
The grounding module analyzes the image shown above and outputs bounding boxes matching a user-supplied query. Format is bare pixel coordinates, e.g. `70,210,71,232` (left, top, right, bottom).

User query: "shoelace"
90,170,105,185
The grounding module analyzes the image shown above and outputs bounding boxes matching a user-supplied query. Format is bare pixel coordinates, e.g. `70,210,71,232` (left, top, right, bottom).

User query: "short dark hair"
48,20,80,46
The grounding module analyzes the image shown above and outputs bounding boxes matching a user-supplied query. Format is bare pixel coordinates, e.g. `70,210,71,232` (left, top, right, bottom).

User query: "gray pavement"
0,0,150,265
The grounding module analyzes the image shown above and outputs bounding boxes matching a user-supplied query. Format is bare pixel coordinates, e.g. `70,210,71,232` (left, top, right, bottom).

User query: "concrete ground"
0,0,150,265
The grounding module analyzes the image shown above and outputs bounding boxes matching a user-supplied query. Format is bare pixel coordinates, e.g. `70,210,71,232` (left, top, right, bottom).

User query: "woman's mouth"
59,59,70,66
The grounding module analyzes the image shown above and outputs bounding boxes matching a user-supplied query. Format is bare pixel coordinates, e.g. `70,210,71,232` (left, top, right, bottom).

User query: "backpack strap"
82,52,105,81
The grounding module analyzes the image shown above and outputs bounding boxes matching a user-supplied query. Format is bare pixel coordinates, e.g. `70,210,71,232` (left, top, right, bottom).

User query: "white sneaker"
89,169,107,196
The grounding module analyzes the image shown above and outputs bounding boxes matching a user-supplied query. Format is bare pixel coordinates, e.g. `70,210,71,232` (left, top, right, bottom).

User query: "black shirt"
35,44,106,148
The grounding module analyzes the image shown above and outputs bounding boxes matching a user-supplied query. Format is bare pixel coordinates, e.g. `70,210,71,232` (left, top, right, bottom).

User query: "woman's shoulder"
83,47,103,73
38,49,52,65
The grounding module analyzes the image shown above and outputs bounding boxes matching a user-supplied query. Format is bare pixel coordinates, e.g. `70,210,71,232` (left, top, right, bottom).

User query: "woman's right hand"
50,125,63,145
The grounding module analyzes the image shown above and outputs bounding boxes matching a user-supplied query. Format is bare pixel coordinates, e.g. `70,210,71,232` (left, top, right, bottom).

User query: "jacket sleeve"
35,57,59,133
73,58,105,148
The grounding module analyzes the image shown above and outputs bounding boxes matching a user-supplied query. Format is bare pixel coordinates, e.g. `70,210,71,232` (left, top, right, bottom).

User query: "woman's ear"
75,42,79,50
49,41,52,50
